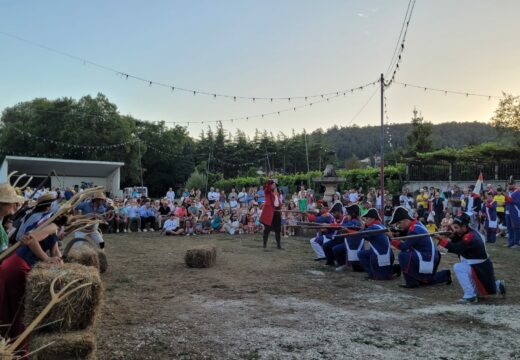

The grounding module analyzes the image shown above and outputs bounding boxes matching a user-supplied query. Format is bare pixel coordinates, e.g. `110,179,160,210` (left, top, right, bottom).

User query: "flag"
473,172,484,195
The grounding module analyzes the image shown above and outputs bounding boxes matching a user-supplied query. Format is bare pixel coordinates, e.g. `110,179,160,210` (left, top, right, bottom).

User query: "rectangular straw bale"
185,245,217,268
25,263,103,333
65,245,100,272
29,330,96,360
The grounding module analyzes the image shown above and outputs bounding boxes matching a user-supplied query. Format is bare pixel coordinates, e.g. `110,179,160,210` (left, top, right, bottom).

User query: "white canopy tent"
0,156,124,196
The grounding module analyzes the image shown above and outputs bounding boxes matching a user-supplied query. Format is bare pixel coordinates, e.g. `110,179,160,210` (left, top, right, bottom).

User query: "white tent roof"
1,156,124,178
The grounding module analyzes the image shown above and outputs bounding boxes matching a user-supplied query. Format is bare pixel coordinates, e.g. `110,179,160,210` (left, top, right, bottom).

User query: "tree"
406,108,433,155
491,93,520,144
345,154,364,169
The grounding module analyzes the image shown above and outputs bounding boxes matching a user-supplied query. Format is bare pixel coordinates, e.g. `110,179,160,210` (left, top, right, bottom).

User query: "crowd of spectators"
15,182,509,243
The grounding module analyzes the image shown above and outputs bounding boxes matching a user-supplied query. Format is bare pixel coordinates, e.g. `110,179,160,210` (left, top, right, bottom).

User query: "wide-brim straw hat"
36,193,57,206
92,192,106,200
0,183,25,204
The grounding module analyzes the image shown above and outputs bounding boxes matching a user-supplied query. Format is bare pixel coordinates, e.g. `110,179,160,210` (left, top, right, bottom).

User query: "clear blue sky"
1,0,519,137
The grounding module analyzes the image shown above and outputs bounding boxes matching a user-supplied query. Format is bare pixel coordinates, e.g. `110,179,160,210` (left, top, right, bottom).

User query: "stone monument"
313,164,345,203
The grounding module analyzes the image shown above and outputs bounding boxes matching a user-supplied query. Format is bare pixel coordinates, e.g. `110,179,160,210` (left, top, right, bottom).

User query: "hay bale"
25,263,103,333
97,250,107,274
30,330,96,360
65,245,100,271
185,245,217,268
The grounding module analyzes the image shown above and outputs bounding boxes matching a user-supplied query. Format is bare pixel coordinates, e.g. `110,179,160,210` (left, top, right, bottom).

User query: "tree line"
1,93,518,196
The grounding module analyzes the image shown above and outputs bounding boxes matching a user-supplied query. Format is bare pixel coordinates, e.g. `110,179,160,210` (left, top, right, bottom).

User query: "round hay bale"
30,330,96,360
97,250,108,274
65,245,100,271
185,245,217,268
25,263,103,333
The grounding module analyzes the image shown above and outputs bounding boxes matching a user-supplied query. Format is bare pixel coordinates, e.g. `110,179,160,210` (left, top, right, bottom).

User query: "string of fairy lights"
1,125,280,168
0,30,374,104
2,80,377,128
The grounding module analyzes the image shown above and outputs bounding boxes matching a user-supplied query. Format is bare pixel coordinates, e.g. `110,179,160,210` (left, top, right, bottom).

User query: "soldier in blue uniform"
389,206,450,288
331,204,364,272
309,205,334,261
321,202,350,266
505,178,520,248
437,213,506,304
358,208,400,280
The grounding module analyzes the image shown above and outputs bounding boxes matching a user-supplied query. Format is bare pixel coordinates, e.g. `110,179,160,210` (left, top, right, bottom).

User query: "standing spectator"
431,192,445,227
228,187,238,201
238,187,247,205
450,186,463,216
166,187,175,202
494,187,506,231
208,187,219,205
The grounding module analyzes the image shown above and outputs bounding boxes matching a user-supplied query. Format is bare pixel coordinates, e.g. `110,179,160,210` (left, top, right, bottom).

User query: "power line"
385,0,413,77
384,0,416,87
394,81,504,99
0,30,372,104
348,86,380,124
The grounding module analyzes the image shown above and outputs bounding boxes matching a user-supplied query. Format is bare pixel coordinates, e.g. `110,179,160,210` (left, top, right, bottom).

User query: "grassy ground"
94,232,520,360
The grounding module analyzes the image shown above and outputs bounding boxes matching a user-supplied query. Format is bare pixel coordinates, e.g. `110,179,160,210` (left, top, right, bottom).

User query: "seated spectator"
211,210,225,232
125,199,141,232
161,213,184,235
196,214,212,234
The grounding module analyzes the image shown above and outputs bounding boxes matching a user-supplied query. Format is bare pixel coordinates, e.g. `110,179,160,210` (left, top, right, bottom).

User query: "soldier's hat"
330,202,343,214
345,204,360,217
389,206,413,225
454,213,471,226
363,208,381,222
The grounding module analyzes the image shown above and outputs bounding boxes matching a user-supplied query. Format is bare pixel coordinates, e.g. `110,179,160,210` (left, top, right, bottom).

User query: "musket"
332,227,391,239
275,209,318,213
391,231,452,241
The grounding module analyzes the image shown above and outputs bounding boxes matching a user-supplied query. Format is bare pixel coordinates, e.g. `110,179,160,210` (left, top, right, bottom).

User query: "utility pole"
137,139,144,187
304,131,311,188
379,73,385,217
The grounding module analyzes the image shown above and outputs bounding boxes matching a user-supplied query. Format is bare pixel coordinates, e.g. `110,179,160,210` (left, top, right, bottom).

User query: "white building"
0,156,124,196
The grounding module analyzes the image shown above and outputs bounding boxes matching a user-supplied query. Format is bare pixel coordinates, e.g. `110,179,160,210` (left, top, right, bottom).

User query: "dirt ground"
94,232,520,360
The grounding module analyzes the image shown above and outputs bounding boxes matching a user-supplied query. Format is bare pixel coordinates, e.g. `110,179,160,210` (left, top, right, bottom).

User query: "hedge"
211,165,405,195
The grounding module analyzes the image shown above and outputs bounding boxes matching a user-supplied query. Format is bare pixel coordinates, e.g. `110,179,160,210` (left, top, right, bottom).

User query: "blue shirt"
126,205,139,218
17,234,58,268
139,205,149,217
76,200,105,215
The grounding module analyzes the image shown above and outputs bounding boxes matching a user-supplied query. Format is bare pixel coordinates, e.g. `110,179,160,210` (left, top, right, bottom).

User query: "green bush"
185,169,207,191
210,165,405,195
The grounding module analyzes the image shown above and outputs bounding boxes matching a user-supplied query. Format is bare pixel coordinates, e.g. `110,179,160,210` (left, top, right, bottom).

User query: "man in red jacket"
259,172,283,250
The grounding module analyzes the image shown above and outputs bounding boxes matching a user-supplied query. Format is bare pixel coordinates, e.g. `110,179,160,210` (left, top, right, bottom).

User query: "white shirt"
163,218,180,231
274,193,280,207
166,190,175,201
208,191,219,201
349,192,359,203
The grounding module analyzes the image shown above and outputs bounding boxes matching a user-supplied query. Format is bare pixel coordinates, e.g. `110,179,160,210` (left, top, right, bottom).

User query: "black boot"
276,231,284,249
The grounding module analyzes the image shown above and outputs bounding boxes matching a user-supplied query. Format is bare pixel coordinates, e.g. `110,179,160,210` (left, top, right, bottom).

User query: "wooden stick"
391,231,452,241
332,228,390,239
6,276,92,353
0,187,105,263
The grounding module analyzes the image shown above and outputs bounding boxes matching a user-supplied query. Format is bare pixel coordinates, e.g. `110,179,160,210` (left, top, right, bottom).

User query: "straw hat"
0,183,25,204
92,191,106,200
36,193,57,206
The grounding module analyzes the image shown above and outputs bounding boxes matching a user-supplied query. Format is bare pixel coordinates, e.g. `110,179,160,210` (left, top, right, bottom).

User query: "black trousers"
263,208,281,248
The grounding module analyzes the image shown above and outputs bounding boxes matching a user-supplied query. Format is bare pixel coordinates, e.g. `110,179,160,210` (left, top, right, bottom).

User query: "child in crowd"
426,218,438,233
